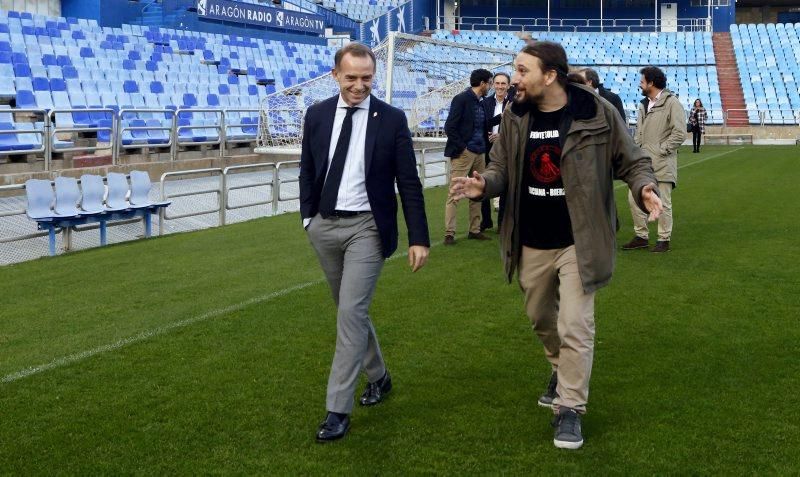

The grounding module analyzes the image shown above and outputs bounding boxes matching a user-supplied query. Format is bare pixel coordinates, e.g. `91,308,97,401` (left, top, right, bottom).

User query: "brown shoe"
652,240,670,253
444,235,455,245
467,232,491,241
621,236,649,250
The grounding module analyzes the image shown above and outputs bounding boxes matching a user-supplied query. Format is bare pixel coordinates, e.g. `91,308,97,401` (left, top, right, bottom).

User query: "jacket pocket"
571,133,609,153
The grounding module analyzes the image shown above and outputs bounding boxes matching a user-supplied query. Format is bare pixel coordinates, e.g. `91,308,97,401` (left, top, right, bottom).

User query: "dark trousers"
692,127,702,151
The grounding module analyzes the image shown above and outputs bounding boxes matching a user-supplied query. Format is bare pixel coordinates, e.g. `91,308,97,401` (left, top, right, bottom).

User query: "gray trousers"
306,212,387,414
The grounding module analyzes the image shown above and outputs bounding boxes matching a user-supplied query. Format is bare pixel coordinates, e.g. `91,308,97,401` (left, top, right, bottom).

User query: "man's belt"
329,210,371,218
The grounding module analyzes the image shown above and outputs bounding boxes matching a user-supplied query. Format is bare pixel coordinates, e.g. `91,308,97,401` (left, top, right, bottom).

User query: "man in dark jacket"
300,43,430,443
581,67,627,124
480,72,513,231
443,68,493,245
450,42,662,450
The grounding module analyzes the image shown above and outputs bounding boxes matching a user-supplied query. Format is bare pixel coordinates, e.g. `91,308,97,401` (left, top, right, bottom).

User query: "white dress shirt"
328,94,371,212
647,89,663,113
304,94,371,229
491,97,504,135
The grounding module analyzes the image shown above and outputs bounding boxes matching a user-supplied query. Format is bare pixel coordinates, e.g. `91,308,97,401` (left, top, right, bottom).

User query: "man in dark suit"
443,68,493,245
481,72,513,232
299,42,430,443
580,68,628,124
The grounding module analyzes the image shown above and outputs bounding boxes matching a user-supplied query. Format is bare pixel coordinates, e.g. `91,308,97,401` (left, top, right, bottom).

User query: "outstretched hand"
450,171,486,201
641,184,663,222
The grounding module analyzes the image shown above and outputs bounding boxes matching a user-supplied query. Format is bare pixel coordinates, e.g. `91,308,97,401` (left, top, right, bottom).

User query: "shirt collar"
337,94,370,110
649,89,663,104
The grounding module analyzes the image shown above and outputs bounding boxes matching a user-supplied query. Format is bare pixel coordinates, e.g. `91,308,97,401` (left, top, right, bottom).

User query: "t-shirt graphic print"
519,107,574,249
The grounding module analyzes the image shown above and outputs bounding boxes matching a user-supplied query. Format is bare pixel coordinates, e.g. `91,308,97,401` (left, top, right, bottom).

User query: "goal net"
255,32,516,153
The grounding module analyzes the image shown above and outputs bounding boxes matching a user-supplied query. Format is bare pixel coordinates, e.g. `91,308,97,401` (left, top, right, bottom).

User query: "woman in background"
689,99,707,153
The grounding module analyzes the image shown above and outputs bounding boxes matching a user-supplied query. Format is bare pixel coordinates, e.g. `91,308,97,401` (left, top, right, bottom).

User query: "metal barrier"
274,160,300,215
116,108,175,157
416,146,449,187
0,109,49,167
222,163,276,213
159,168,224,234
47,108,115,169
172,108,226,161
223,108,260,151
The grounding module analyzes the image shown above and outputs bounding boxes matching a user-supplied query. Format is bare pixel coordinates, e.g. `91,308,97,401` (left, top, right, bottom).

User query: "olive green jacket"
482,84,658,293
634,89,687,185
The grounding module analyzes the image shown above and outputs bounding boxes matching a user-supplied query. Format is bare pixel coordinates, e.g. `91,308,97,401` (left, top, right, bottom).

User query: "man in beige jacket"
622,66,687,253
451,41,662,450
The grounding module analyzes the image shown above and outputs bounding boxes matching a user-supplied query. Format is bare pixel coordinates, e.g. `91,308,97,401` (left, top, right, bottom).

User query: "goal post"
255,32,517,154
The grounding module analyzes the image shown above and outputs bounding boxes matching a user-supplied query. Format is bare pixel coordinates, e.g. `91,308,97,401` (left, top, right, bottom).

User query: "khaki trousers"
628,181,673,241
518,245,596,414
445,149,485,236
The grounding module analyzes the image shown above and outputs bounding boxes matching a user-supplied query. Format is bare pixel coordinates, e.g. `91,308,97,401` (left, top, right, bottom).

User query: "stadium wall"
456,0,735,32
60,0,328,45
61,0,146,28
737,6,800,24
360,0,432,46
0,0,60,16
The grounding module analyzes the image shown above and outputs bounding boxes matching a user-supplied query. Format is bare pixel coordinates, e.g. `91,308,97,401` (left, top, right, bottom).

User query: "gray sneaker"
552,407,584,450
537,372,558,408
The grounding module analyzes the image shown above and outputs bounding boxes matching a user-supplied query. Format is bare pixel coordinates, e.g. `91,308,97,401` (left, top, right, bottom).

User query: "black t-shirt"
519,106,574,250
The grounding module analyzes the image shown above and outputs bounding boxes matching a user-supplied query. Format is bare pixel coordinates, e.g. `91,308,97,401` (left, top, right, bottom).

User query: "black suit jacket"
299,95,430,258
598,84,627,124
482,93,511,155
444,88,484,158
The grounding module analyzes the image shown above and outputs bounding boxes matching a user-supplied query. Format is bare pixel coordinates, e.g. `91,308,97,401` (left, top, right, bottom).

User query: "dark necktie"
319,106,358,218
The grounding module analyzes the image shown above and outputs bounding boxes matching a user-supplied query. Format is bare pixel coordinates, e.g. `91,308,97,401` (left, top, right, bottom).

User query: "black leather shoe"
360,371,392,406
467,232,491,241
315,412,350,443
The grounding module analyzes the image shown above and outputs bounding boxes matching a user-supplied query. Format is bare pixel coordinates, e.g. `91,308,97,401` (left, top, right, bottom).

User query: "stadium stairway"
713,32,749,127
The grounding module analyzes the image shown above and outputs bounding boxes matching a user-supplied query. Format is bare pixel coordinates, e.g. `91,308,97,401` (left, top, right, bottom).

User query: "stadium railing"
439,16,710,33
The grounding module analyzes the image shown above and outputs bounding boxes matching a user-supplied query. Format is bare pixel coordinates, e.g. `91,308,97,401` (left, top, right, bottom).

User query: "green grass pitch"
1,145,798,473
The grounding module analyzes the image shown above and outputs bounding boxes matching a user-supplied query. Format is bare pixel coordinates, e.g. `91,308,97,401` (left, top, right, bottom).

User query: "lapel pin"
373,112,378,117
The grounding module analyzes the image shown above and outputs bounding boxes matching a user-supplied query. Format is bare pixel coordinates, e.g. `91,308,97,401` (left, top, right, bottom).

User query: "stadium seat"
24,179,57,220
106,172,131,210
129,170,171,209
53,176,84,217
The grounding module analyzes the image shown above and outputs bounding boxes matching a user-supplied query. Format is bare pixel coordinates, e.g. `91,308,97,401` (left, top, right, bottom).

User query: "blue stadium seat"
129,170,170,209
145,118,170,145
123,80,139,93
16,89,36,108
79,174,108,214
54,176,84,217
106,172,131,210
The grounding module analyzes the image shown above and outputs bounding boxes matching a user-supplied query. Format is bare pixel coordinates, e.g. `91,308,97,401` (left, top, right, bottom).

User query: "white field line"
2,242,441,384
2,148,745,384
614,147,744,190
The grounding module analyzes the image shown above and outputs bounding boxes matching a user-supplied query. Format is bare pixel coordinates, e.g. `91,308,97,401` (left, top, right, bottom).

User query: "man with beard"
622,65,686,253
450,42,662,449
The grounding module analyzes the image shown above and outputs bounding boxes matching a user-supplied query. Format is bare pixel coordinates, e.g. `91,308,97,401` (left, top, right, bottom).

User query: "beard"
640,88,648,97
